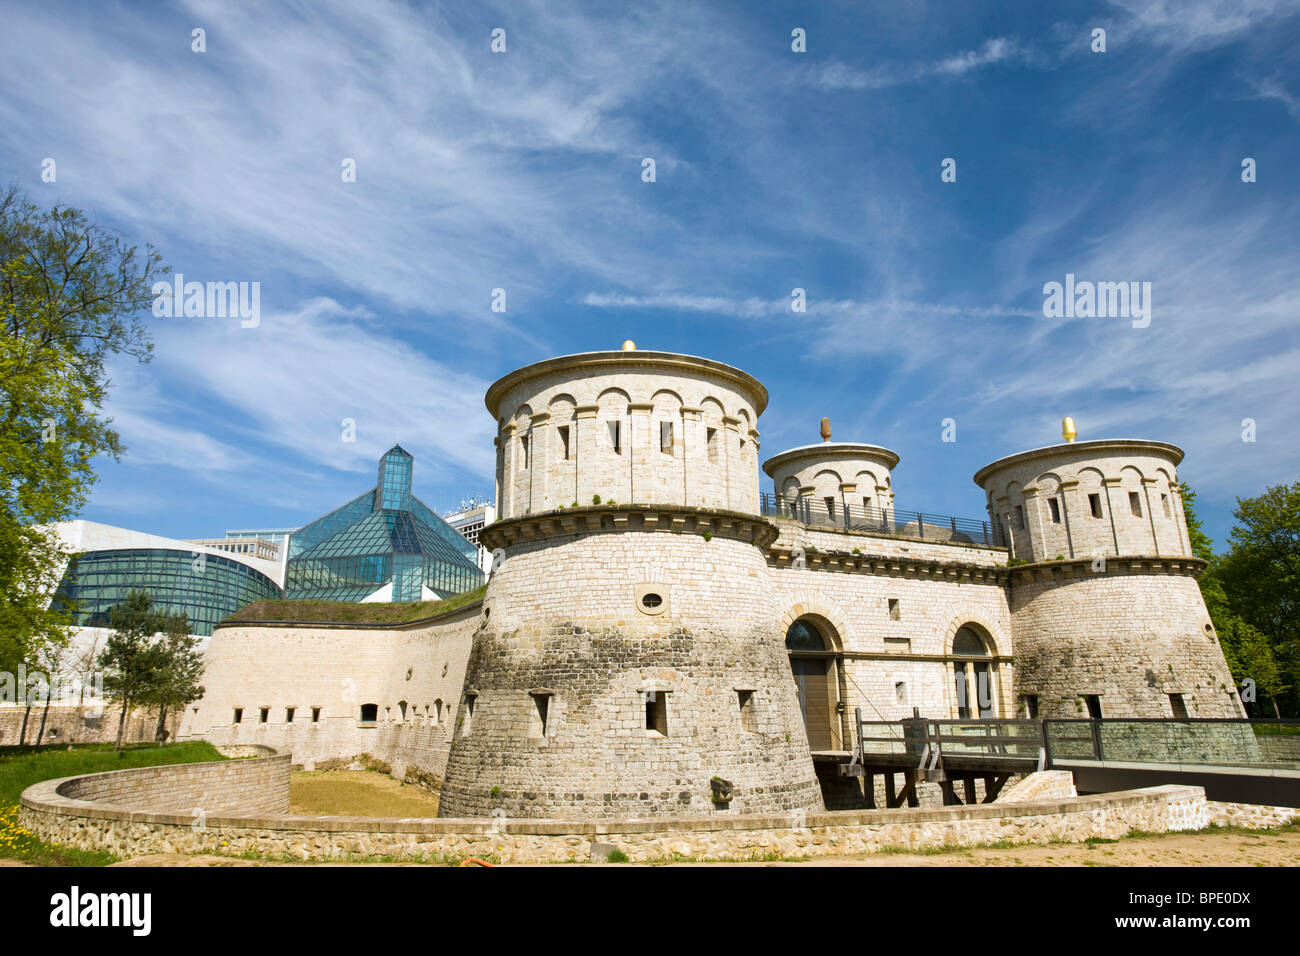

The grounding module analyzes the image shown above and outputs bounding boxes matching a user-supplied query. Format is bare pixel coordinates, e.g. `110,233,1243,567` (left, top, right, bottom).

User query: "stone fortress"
180,344,1243,819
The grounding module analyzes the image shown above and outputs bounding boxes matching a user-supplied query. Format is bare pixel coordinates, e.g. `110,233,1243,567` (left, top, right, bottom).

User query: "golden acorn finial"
621,339,636,351
820,417,832,442
1062,416,1077,443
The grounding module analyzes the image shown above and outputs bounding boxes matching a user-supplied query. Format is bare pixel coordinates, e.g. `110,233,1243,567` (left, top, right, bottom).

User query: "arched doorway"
786,619,841,750
952,626,997,719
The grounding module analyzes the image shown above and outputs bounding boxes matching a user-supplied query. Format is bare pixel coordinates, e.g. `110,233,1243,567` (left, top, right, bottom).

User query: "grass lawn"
290,770,441,817
227,583,486,625
0,741,227,866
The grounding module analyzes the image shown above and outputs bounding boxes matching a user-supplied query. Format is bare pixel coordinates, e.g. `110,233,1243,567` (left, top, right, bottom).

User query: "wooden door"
791,657,834,750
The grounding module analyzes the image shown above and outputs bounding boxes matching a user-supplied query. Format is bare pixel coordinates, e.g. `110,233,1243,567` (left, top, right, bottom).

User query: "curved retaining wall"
41,751,290,817
21,756,1219,862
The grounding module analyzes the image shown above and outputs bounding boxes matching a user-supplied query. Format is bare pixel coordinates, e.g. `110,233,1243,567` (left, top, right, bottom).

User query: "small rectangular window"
531,693,551,737
645,691,668,736
862,495,872,514
659,420,673,454
311,707,321,723
608,420,622,454
737,690,756,733
520,434,530,469
558,425,571,461
1014,505,1025,529
894,681,908,704
1048,498,1061,523
888,598,900,621
706,427,718,463
824,496,836,519
1022,695,1039,718
259,707,269,724
233,707,243,724
1088,493,1103,518
1169,694,1188,719
1083,695,1103,719
1129,491,1142,517
1161,493,1171,518
463,694,476,735
285,707,295,723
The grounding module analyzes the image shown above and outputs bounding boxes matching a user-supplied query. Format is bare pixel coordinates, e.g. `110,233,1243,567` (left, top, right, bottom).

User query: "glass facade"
377,446,414,511
284,444,484,602
53,548,283,637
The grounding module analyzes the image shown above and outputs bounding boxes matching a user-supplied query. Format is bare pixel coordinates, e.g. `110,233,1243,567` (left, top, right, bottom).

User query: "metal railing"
853,714,1047,770
761,492,1005,547
1042,718,1300,769
853,715,1300,772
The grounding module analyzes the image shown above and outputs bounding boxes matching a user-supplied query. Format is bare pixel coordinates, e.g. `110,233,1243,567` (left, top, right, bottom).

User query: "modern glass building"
51,523,284,637
284,445,484,602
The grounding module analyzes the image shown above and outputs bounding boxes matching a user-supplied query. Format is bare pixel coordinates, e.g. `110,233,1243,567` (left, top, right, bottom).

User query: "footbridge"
837,714,1300,808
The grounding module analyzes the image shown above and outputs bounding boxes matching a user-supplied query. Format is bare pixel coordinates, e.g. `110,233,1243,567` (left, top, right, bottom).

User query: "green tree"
0,185,164,674
1186,480,1297,716
98,590,169,750
1216,480,1300,715
1179,481,1214,561
138,612,205,744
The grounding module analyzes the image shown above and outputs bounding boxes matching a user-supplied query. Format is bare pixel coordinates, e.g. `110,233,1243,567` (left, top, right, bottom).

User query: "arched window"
785,619,827,651
952,627,996,719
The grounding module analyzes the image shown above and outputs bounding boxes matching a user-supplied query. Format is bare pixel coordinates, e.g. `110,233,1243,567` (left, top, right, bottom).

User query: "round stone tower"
761,430,899,525
437,346,823,819
486,345,765,518
973,432,1243,719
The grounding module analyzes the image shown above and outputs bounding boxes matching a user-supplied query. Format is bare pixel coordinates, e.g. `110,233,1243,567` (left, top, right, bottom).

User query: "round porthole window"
641,593,663,609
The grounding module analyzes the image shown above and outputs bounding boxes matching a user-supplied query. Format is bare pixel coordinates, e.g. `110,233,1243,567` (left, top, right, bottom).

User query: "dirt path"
104,828,1299,867
748,829,1300,867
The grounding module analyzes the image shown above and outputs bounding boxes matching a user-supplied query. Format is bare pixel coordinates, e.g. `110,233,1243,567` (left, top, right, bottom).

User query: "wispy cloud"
109,298,497,487
582,292,1038,320
1107,0,1296,52
812,37,1031,91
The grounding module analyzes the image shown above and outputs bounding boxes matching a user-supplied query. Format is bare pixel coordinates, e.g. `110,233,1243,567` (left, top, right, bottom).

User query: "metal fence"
854,715,1300,771
760,492,1004,547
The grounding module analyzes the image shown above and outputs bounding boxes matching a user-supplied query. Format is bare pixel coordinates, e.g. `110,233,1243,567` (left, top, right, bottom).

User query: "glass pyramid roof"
284,445,483,602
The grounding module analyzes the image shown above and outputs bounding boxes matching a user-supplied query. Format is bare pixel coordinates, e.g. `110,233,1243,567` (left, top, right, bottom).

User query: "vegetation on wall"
228,583,487,625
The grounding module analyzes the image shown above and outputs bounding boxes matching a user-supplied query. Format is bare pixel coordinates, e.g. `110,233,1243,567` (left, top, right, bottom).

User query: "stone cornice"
972,439,1184,488
485,350,769,418
762,442,901,478
479,504,781,551
1007,554,1207,586
767,545,1009,585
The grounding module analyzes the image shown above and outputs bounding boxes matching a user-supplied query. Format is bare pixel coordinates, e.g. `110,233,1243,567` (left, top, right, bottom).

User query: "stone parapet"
20,762,1219,862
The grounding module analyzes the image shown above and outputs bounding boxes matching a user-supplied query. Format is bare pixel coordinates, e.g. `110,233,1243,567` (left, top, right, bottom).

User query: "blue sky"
2,0,1297,550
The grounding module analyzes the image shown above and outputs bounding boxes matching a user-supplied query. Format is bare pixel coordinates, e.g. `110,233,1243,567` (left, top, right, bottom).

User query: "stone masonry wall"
490,353,764,518
182,607,480,792
1011,563,1243,719
441,516,822,819
21,775,1217,863
767,522,1013,735
0,704,180,747
52,752,290,816
974,441,1190,564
